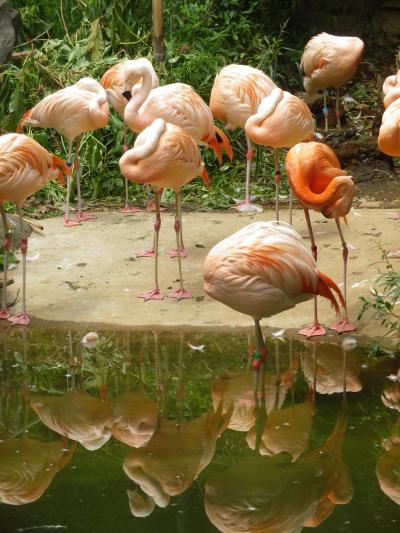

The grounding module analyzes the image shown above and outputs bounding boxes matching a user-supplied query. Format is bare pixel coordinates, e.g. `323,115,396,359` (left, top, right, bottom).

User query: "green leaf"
86,18,105,62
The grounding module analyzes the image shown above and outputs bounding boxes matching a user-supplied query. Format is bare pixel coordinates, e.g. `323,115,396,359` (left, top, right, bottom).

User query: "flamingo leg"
136,190,160,258
167,192,192,300
138,192,163,300
235,137,261,213
64,141,80,228
273,148,281,222
289,181,293,226
335,88,341,130
75,136,96,223
121,127,142,214
299,208,326,337
252,318,267,443
330,218,356,333
0,205,10,319
323,90,329,133
146,187,167,212
9,209,30,326
167,193,187,258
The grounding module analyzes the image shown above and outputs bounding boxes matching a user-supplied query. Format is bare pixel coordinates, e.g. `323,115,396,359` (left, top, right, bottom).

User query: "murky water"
0,329,399,532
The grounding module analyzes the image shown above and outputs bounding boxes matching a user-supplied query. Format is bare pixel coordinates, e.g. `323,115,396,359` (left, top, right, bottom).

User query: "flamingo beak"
122,87,132,101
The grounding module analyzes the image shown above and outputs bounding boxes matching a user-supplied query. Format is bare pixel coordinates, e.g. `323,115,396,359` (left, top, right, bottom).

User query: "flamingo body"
203,221,344,320
301,33,364,96
209,64,277,130
285,141,354,218
378,94,400,157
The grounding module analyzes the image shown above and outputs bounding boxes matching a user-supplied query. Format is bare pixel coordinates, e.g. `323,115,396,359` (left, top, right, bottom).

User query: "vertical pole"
152,0,165,62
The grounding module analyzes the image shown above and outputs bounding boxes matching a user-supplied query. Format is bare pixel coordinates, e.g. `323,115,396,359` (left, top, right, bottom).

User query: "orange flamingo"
119,118,209,300
203,221,345,375
285,141,355,336
0,133,68,325
100,58,159,213
17,77,109,227
301,32,364,131
209,64,277,211
245,87,313,223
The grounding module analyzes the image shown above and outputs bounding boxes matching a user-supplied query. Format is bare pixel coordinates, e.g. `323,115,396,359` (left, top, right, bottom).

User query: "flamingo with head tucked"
209,64,277,212
245,87,314,224
285,141,355,336
0,133,69,325
301,32,364,131
17,77,109,227
100,59,159,213
119,118,209,301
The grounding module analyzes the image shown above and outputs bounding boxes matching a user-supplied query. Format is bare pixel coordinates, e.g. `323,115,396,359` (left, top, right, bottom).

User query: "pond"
0,329,399,532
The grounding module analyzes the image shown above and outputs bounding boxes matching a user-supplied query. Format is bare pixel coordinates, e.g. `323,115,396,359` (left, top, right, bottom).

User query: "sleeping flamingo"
245,87,313,223
100,59,159,212
17,77,109,226
209,64,277,212
203,221,345,376
301,33,364,131
285,141,355,336
0,133,69,325
119,118,209,300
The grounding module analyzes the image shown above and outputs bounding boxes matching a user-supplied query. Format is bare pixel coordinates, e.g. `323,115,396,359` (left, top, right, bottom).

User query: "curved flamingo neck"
124,63,154,131
249,88,284,128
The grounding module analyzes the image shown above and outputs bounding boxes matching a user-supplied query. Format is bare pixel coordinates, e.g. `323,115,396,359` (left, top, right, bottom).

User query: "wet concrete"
2,207,399,341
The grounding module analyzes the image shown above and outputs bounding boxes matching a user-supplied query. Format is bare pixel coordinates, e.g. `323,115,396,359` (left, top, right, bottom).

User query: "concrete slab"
2,207,399,340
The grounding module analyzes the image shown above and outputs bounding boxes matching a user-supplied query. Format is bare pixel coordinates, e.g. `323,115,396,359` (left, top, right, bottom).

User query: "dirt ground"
1,201,399,342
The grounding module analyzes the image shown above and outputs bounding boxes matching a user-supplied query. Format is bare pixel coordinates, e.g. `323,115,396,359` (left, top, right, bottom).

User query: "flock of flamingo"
0,32,397,353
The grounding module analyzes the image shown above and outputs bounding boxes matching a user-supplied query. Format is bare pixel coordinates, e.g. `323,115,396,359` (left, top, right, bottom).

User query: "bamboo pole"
152,0,165,62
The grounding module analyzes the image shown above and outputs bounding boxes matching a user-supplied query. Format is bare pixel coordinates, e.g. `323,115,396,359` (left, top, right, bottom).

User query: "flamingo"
0,133,69,325
301,32,364,131
285,141,355,336
17,77,109,227
382,69,400,109
100,58,159,213
203,220,345,380
209,64,277,212
245,87,314,223
119,118,209,300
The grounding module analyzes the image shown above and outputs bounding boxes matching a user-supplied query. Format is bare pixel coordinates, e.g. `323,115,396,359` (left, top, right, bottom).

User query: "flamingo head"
51,155,70,185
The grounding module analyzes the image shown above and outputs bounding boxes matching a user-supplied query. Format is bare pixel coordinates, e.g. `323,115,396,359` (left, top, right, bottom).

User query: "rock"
0,1,19,66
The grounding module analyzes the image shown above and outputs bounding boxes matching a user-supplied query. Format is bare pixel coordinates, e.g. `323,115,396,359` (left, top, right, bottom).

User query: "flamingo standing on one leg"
0,133,69,324
121,59,232,258
285,141,355,336
100,59,159,213
17,77,109,227
209,64,277,212
203,220,345,386
245,88,314,224
301,32,364,132
119,118,209,301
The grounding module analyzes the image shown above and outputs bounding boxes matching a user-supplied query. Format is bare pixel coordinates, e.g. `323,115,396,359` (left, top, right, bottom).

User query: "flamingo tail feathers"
214,126,233,161
315,271,346,315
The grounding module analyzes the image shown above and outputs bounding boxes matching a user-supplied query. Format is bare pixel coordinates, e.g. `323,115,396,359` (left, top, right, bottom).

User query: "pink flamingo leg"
138,193,164,300
64,141,80,228
330,218,356,333
0,205,10,319
335,88,341,130
273,148,281,222
299,209,326,337
168,192,192,300
146,188,166,212
235,137,262,213
9,210,30,325
74,137,96,223
323,90,329,133
167,207,187,258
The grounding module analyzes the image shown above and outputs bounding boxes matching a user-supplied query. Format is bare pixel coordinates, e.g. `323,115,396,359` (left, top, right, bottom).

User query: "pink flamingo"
245,87,314,224
285,141,355,336
17,77,109,227
100,59,159,213
119,118,209,301
301,32,364,131
0,133,69,325
209,64,277,211
203,221,345,376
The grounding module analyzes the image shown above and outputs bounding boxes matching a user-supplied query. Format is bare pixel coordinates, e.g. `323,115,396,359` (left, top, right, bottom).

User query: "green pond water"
0,329,399,533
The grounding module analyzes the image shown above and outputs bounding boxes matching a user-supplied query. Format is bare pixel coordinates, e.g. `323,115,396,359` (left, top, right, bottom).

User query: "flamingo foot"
146,201,167,212
298,324,326,338
235,202,263,213
121,205,143,213
64,218,81,228
8,314,30,326
138,289,164,301
387,249,400,258
77,213,96,222
136,249,155,258
167,288,193,300
330,318,356,333
0,308,10,320
167,248,187,258
388,213,400,220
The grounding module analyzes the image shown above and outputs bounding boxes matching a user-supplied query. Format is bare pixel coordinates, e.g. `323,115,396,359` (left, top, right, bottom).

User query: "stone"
0,0,19,66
